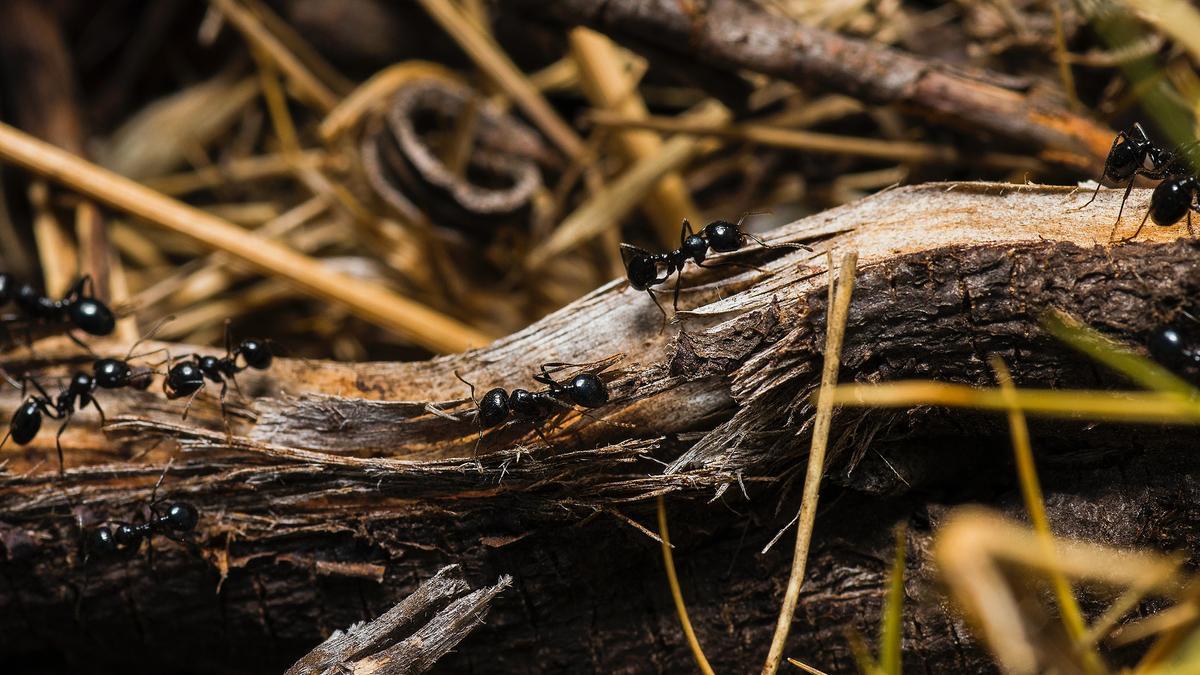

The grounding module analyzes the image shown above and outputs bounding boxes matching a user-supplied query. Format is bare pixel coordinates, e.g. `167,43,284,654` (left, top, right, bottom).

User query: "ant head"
10,399,44,444
478,387,509,428
67,372,93,395
1149,178,1194,226
682,234,708,262
238,339,273,370
164,362,204,399
165,503,199,532
69,298,116,337
703,220,744,253
568,373,608,408
93,359,132,389
624,253,661,291
88,526,117,558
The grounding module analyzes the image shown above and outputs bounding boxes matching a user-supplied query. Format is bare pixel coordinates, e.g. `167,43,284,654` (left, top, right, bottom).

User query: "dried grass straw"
761,250,857,675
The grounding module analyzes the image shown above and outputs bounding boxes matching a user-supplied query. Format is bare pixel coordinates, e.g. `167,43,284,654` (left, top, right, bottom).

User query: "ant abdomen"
1149,326,1200,373
163,502,199,532
1149,178,1197,227
625,255,662,291
9,399,44,444
70,299,116,337
565,373,608,408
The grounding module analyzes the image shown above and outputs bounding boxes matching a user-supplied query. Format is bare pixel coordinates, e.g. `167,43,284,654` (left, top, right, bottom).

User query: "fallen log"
2,183,1198,673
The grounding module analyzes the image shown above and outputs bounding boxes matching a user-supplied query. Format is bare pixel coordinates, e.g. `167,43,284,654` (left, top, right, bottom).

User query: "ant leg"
67,330,97,356
229,372,245,400
471,425,485,457
1115,179,1136,225
530,422,556,451
1079,178,1106,209
180,384,204,422
1124,209,1153,243
672,272,684,314
91,399,107,428
55,415,72,476
645,289,668,333
218,380,231,439
26,377,54,401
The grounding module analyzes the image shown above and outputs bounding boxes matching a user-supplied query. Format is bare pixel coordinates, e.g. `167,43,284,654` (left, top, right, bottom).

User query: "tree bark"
496,0,1115,171
2,183,1198,673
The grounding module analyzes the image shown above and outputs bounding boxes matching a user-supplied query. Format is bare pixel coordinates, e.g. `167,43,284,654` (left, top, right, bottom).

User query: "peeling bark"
2,183,1198,673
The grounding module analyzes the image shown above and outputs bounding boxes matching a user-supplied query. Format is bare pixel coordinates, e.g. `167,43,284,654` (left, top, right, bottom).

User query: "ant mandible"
620,215,807,323
1,329,165,474
455,362,611,452
87,466,200,559
0,274,116,340
163,324,274,424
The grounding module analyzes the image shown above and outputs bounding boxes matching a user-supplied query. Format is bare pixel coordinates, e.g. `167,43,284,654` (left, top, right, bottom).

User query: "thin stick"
587,111,1044,171
526,101,730,269
656,495,715,675
761,250,857,675
569,27,701,248
828,383,1200,424
142,150,330,196
991,357,1097,672
29,180,77,297
415,0,585,159
208,0,337,112
0,120,491,354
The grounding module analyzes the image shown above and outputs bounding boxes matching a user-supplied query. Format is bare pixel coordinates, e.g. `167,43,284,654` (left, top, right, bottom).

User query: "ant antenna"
453,371,485,454
150,458,175,508
454,371,480,407
124,315,175,362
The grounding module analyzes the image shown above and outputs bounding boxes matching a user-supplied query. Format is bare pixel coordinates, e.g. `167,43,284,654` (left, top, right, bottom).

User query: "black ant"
1149,326,1200,375
1082,123,1172,224
0,274,116,341
620,215,807,323
0,329,166,475
86,466,199,559
1082,124,1200,241
162,325,274,424
455,362,613,452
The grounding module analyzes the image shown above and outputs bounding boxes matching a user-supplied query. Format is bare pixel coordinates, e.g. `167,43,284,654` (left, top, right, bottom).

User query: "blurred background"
0,0,1188,361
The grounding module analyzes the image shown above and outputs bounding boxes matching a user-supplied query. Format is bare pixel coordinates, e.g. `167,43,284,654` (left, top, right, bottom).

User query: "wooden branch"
286,565,510,675
2,183,1198,672
499,0,1114,170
